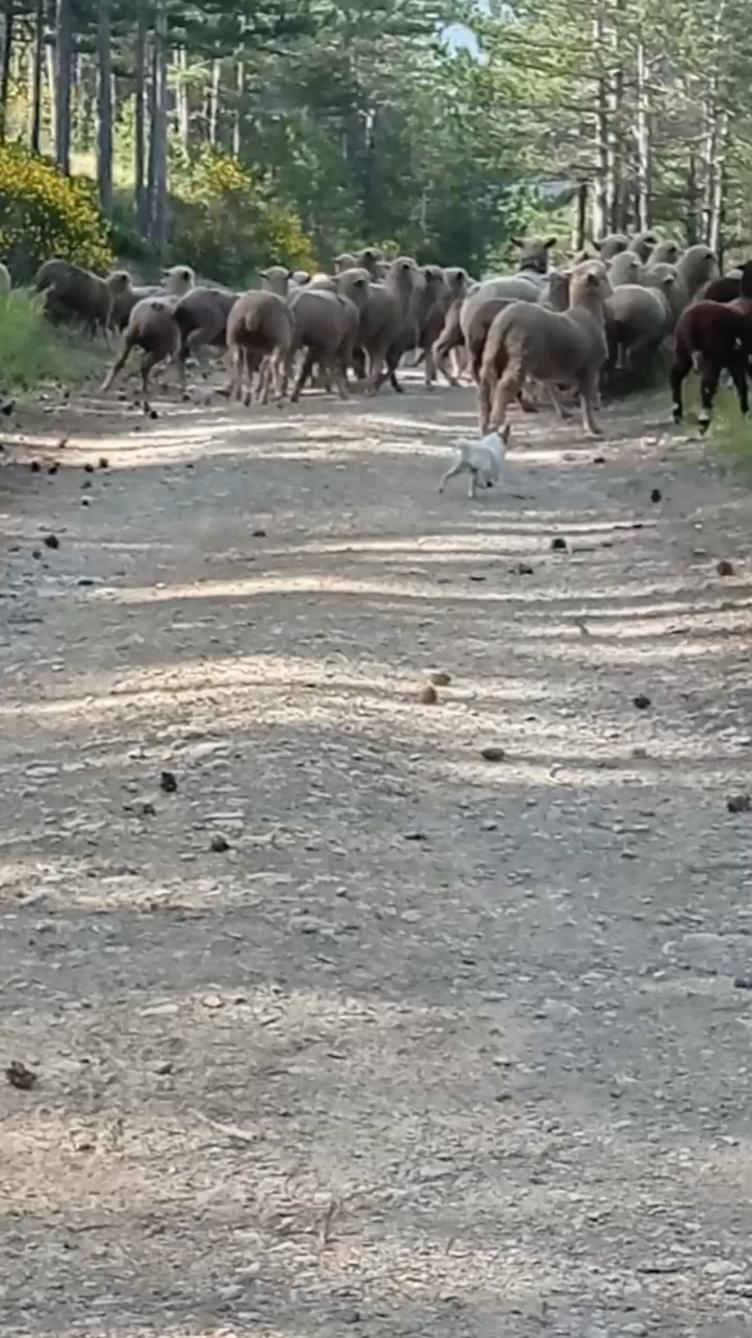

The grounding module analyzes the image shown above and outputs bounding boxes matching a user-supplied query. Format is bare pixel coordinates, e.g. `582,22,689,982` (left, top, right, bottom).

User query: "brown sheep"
100,297,179,406
479,260,612,439
35,258,112,337
226,291,294,406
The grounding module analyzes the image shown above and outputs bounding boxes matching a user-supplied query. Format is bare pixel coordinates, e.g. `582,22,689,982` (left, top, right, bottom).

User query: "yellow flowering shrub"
170,148,314,284
0,146,113,281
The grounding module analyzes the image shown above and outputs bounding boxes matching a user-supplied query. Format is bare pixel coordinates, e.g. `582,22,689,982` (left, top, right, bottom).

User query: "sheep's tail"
691,350,703,374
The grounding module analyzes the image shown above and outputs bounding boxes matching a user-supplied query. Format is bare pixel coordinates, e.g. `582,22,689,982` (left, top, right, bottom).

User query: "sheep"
226,290,294,405
260,266,292,297
355,247,384,279
648,239,682,267
459,276,544,384
100,296,179,407
670,260,752,431
410,264,451,388
109,264,195,331
35,258,112,336
0,262,11,295
539,268,571,311
700,268,745,303
284,286,361,401
510,235,557,277
643,263,684,328
629,230,658,263
290,270,312,287
333,252,357,274
605,284,672,376
677,244,717,300
352,256,420,394
594,233,629,260
478,260,612,439
291,267,372,395
430,267,473,386
609,251,643,287
172,286,238,385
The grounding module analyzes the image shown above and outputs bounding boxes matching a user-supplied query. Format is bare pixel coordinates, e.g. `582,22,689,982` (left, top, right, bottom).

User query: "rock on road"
2,380,752,1337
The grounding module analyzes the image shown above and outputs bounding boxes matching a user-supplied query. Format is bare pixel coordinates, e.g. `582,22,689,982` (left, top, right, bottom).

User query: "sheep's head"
356,247,384,277
570,259,612,306
162,265,194,295
543,269,571,310
260,264,292,297
609,252,642,285
336,267,371,308
512,235,556,275
593,233,629,260
107,270,132,295
444,266,468,298
333,252,357,274
423,264,447,296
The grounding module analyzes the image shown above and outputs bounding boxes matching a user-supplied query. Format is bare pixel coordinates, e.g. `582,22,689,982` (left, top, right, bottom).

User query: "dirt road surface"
2,380,752,1338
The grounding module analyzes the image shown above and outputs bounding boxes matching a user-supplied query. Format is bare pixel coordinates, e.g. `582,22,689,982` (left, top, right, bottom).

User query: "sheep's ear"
510,237,523,248
287,269,293,279
259,268,269,278
544,236,557,249
592,239,603,251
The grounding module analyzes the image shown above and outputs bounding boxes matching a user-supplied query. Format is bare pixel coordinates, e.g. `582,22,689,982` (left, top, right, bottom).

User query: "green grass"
681,373,752,474
0,289,105,394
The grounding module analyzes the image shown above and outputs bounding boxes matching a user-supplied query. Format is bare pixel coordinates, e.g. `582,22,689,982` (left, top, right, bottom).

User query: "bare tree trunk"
208,57,220,145
96,0,112,215
591,14,609,241
148,0,168,251
686,151,699,244
572,180,588,251
54,0,73,173
0,0,15,144
634,36,651,230
30,0,44,152
135,1,147,232
708,110,728,257
232,58,243,157
175,47,189,146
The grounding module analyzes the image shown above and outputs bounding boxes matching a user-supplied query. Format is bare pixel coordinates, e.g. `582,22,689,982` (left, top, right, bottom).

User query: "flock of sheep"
13,228,747,443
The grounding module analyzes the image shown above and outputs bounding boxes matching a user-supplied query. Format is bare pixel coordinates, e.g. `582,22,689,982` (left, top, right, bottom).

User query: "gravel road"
2,379,752,1338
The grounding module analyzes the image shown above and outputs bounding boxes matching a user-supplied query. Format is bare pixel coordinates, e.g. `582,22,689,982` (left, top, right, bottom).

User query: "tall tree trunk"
708,110,728,258
54,0,73,173
634,36,651,230
96,0,112,215
232,58,243,157
175,47,189,146
0,0,15,144
572,180,588,252
685,151,699,244
591,14,609,241
134,0,147,232
30,0,44,152
208,57,220,145
148,0,168,251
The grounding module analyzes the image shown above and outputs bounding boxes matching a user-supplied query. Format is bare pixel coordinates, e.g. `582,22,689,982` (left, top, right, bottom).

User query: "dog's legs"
467,469,478,500
438,459,467,494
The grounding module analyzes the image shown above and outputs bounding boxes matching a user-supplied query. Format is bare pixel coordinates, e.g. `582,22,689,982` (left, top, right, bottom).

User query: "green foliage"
167,149,315,283
0,290,79,389
0,146,113,281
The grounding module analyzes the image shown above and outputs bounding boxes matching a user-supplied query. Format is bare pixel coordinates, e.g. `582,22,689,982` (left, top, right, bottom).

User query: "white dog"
438,429,506,499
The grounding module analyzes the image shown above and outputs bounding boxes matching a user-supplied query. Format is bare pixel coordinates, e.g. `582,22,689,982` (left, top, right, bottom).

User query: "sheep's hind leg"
490,373,521,444
578,370,604,438
670,346,692,423
698,361,721,435
729,355,749,420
